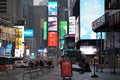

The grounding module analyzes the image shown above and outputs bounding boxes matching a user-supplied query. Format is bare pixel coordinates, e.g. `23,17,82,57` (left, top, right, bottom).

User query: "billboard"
59,21,67,39
48,17,57,31
80,0,105,39
24,29,34,37
48,32,58,47
14,26,24,57
75,16,80,43
80,46,97,55
5,43,12,55
48,1,57,16
44,21,47,40
69,16,75,34
0,48,2,56
15,28,23,49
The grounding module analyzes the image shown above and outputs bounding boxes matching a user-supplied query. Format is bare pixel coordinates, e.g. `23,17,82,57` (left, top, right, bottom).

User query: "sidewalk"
0,67,120,80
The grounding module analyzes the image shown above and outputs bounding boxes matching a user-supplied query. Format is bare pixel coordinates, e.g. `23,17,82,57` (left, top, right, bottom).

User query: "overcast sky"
34,0,48,5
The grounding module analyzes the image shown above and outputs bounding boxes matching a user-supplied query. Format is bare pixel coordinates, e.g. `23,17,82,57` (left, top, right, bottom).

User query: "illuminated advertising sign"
15,28,22,49
30,53,35,59
61,60,72,77
14,26,24,57
48,1,57,16
48,17,57,31
0,48,2,56
69,16,75,34
48,32,58,46
75,16,80,43
44,21,47,40
24,29,34,37
15,49,20,57
80,46,97,55
80,0,105,39
5,43,12,54
59,40,65,49
59,21,67,39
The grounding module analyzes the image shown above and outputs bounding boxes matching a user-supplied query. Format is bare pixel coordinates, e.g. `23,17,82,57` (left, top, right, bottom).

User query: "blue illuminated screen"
24,29,34,37
80,0,105,39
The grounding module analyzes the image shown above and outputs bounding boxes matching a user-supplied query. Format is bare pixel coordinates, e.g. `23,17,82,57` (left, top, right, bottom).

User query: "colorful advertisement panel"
15,28,22,49
59,21,67,39
24,29,34,37
44,21,47,40
5,43,12,55
80,0,105,39
69,16,75,34
14,26,24,57
48,1,57,16
48,32,58,47
48,17,57,31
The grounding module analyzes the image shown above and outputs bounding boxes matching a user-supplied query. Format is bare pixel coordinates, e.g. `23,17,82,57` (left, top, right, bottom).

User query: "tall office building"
22,0,33,28
0,0,22,24
28,5,47,51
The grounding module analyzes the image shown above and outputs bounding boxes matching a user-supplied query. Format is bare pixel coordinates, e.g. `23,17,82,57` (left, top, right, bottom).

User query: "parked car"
14,60,29,68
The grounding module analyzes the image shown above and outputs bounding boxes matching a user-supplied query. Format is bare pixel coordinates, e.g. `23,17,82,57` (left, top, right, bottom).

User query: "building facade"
92,0,120,73
0,0,22,24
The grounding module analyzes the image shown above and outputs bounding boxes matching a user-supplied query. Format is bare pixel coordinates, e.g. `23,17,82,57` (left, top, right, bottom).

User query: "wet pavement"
0,67,120,80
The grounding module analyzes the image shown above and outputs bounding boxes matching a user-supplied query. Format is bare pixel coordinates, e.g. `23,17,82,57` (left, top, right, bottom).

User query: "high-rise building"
0,0,22,24
28,5,47,50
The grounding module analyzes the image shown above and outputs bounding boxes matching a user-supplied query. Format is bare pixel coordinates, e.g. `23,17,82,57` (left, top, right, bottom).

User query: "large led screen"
44,21,47,40
59,21,67,39
24,29,34,37
14,26,24,57
48,17,57,31
80,46,97,55
69,16,75,34
48,1,57,16
5,43,12,54
80,0,105,39
48,32,58,47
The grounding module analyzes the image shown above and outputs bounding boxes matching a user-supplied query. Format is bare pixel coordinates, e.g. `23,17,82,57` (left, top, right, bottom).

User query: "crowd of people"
28,59,54,68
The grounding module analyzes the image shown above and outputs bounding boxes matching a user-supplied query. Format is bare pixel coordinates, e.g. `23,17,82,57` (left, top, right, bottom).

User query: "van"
14,60,29,68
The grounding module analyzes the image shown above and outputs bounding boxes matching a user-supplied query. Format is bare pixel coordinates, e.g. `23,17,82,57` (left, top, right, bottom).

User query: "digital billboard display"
59,21,67,39
69,16,75,34
48,32,58,47
80,0,105,39
14,25,24,57
44,21,47,40
48,1,57,16
5,43,12,54
24,29,34,37
0,48,2,56
75,16,80,43
48,17,57,31
80,46,97,55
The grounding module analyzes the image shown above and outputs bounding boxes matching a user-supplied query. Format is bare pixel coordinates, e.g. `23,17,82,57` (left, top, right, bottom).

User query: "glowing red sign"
61,60,72,77
48,32,58,46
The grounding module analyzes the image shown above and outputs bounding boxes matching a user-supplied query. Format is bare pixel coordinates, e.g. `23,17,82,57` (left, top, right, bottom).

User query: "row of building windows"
0,10,7,13
0,1,7,13
0,0,7,2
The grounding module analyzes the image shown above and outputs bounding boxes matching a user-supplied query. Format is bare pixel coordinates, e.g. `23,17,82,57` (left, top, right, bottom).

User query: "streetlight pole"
91,32,98,78
100,32,103,72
